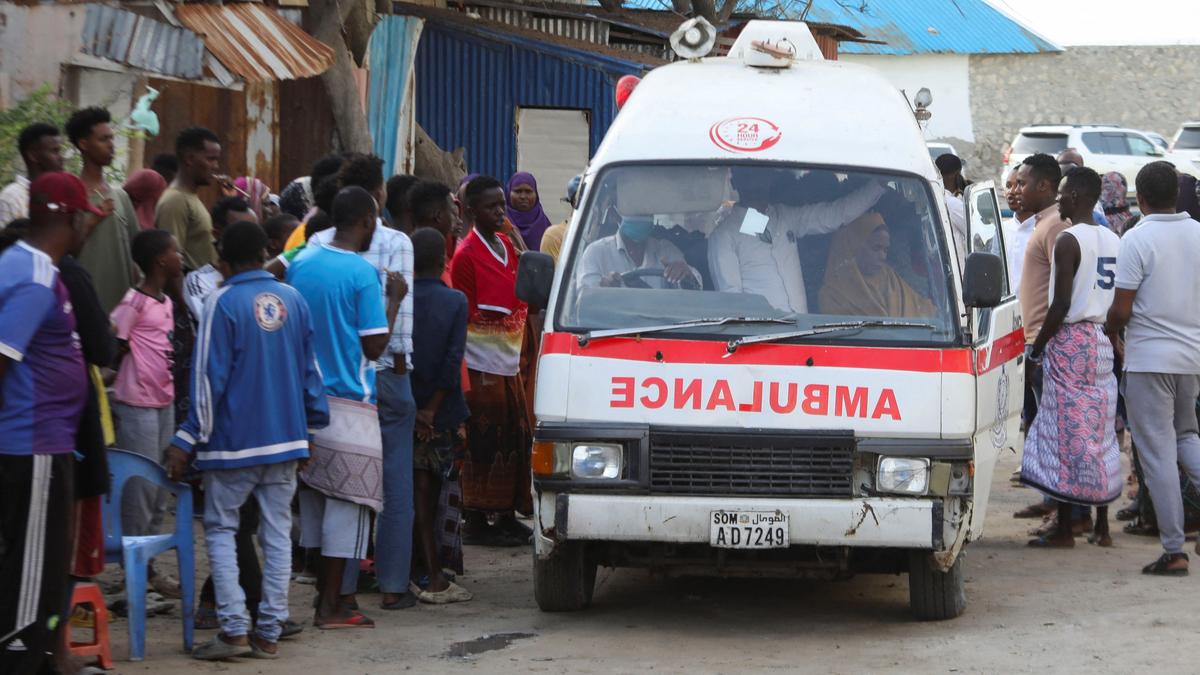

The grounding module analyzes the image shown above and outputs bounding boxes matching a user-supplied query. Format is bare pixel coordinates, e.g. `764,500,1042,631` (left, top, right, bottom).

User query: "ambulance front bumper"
543,493,943,549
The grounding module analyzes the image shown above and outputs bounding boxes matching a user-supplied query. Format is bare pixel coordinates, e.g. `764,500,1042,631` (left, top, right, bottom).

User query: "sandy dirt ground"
97,450,1199,675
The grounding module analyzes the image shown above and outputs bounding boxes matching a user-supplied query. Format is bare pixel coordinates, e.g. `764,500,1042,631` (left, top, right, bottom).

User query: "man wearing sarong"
1021,167,1121,548
1106,161,1200,577
450,176,532,547
287,186,401,627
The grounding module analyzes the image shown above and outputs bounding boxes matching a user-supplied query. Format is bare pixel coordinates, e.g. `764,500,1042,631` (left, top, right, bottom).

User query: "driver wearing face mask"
576,216,700,289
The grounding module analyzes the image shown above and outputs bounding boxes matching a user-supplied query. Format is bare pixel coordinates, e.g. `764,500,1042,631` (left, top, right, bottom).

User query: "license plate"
709,510,790,549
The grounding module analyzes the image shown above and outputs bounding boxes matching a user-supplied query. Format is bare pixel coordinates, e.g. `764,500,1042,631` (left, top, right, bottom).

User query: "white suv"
1000,124,1199,195
1170,122,1200,163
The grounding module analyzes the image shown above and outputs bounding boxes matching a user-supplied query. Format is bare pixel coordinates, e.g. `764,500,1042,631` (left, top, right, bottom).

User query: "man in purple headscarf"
506,172,552,251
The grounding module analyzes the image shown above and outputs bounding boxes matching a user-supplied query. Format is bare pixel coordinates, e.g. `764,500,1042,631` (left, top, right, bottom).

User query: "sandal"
1115,504,1138,521
314,610,375,629
1142,552,1188,576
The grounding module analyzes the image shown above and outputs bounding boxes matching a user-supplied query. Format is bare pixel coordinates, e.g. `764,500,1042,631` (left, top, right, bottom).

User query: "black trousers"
0,454,74,675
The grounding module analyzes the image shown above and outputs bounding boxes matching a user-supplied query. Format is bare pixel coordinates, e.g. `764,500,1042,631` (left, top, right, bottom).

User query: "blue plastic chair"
101,449,195,661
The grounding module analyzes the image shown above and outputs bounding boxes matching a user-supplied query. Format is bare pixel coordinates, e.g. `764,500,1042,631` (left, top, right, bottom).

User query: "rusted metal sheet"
277,76,336,185
244,81,279,190
175,4,335,82
81,5,205,79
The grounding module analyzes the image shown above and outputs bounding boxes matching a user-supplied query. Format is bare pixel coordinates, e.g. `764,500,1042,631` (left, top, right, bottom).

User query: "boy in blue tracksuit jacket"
166,222,328,660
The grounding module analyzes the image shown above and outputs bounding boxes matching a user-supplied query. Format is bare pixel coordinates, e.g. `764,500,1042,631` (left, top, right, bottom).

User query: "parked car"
1170,122,1200,164
1143,130,1170,151
1000,124,1199,194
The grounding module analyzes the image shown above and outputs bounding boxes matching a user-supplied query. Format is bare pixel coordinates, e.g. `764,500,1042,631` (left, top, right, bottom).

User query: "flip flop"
1027,536,1074,548
314,611,375,629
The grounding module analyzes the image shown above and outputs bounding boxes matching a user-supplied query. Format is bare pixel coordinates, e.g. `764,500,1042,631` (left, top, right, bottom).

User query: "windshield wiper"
726,320,937,353
577,317,793,347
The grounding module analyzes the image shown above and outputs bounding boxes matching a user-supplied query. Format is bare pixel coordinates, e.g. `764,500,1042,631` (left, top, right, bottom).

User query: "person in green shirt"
156,127,222,271
66,107,140,313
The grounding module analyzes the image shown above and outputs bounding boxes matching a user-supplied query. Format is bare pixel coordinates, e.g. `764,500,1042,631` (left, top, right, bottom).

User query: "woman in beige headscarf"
818,212,934,318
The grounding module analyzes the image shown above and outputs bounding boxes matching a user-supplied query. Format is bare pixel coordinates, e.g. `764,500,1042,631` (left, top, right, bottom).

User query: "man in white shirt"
1002,166,1035,292
183,198,257,323
707,170,884,314
1106,161,1200,577
577,217,699,289
0,123,64,226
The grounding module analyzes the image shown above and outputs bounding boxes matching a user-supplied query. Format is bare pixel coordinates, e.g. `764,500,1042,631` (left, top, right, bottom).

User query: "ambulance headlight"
571,444,623,479
876,457,930,495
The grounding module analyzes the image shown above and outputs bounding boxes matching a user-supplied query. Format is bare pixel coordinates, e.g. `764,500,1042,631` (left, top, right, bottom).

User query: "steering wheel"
620,268,665,289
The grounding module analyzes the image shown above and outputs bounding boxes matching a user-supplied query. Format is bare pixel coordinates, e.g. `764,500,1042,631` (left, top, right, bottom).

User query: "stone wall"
951,45,1200,183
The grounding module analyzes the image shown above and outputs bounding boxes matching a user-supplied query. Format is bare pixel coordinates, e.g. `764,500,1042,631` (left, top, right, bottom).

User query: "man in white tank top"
1020,167,1122,548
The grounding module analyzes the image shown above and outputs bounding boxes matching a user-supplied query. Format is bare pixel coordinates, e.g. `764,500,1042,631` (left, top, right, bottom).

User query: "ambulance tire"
907,551,965,621
534,543,596,612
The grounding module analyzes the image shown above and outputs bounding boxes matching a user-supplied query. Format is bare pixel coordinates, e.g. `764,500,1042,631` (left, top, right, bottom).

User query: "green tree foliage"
0,85,76,185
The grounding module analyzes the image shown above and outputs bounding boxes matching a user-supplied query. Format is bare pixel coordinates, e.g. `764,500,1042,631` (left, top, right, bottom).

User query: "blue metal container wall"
414,22,643,181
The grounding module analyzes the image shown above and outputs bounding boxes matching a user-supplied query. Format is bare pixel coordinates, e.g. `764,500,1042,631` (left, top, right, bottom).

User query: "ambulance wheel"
907,551,965,621
534,543,596,612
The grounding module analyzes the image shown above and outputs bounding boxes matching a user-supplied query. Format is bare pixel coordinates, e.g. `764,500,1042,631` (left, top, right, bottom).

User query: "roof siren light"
670,17,717,61
615,75,641,110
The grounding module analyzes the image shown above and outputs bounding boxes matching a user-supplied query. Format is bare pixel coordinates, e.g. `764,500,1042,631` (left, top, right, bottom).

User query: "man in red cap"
0,172,101,673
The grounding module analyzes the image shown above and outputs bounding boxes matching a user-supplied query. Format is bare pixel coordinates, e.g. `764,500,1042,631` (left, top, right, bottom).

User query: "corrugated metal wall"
414,22,643,181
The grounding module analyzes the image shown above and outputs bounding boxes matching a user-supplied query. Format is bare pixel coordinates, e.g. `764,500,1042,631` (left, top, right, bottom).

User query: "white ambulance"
516,20,1021,620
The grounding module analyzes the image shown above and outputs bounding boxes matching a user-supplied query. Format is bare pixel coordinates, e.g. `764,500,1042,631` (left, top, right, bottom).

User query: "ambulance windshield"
556,163,958,344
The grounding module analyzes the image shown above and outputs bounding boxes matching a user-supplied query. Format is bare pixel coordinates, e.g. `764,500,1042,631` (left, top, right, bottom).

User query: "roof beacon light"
615,75,641,110
728,20,823,67
670,17,717,61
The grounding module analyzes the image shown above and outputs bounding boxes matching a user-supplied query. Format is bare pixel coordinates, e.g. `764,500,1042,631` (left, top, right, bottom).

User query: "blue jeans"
372,370,416,594
203,462,297,642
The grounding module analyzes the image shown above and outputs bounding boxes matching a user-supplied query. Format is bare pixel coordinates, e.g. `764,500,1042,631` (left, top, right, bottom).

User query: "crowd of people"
994,149,1200,577
0,108,574,670
4,103,1200,672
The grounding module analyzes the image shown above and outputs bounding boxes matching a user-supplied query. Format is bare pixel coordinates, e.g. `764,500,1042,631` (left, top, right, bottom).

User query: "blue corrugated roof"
804,0,1060,55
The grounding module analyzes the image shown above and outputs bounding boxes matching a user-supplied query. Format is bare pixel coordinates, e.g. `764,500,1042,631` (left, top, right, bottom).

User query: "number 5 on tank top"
1096,257,1116,290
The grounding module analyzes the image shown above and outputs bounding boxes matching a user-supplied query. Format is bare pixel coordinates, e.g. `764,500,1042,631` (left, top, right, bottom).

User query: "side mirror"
516,251,555,311
963,251,1004,308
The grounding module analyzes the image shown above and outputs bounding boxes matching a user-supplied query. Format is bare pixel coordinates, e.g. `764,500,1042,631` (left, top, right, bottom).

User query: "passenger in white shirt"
707,170,884,314
577,217,699,289
1001,166,1035,293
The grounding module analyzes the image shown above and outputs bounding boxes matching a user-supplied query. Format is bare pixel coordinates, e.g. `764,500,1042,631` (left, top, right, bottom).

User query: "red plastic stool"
66,582,113,670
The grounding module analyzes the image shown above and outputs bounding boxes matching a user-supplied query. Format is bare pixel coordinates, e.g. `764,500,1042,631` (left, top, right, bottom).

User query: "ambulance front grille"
648,431,855,497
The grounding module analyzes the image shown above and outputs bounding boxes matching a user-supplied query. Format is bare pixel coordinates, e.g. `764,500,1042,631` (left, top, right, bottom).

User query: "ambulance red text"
608,377,902,421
